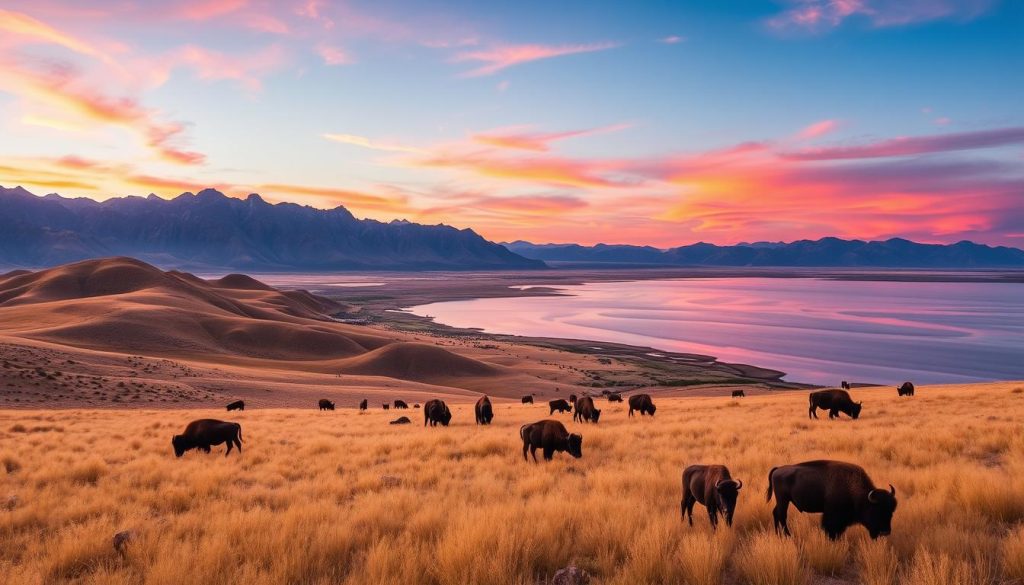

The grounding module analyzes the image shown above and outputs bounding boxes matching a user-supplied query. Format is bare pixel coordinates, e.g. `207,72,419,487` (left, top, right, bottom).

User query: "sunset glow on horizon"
1,0,1022,247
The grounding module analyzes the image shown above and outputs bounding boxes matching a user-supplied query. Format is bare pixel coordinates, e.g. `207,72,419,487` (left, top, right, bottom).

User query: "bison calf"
767,460,897,540
628,394,656,417
809,389,861,420
172,419,242,458
424,399,452,427
897,382,915,396
520,420,582,462
549,399,572,415
607,393,623,403
573,396,601,423
225,400,244,411
681,464,743,529
475,395,494,425
318,399,335,411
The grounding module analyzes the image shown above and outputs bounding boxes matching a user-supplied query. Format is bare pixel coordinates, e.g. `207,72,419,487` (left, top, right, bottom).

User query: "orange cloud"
322,133,424,153
0,8,112,62
257,183,410,213
472,123,631,152
452,42,619,77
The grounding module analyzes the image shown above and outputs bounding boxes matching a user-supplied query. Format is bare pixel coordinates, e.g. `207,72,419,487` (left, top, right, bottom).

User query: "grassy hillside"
2,382,1023,584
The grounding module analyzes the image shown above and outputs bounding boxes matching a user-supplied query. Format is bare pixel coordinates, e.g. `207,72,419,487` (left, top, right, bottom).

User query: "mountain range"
505,238,1024,268
0,186,543,270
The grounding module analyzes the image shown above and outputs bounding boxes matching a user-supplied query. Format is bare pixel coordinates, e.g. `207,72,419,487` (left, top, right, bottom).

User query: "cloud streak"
451,42,619,77
783,126,1024,160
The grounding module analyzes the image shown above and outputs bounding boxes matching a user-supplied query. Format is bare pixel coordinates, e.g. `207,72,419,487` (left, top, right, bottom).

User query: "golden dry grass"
1,381,1023,584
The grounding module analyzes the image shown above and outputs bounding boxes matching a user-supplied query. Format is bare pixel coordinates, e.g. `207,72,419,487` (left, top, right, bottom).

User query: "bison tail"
236,424,243,443
765,466,777,502
519,424,529,441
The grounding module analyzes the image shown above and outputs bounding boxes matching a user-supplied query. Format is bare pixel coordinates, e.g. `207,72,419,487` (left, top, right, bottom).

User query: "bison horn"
889,484,896,496
734,479,743,490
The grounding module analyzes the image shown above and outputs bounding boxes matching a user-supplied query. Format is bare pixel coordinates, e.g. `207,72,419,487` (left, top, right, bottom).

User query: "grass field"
2,382,1023,584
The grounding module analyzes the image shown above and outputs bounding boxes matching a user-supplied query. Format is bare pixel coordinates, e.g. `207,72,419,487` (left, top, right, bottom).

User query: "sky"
0,0,1022,247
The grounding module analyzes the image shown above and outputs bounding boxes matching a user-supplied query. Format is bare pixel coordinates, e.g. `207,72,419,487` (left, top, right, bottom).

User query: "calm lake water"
407,278,1024,385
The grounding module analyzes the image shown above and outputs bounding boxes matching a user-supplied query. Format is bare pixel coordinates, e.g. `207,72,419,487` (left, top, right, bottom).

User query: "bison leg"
201,445,211,454
772,500,791,536
543,447,554,461
821,514,847,541
708,505,719,530
522,440,529,461
529,446,539,463
808,404,817,419
225,440,233,456
829,408,839,419
628,408,634,417
682,492,696,526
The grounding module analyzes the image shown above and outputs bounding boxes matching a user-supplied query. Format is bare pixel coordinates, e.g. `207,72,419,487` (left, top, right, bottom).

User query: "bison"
573,396,601,423
225,400,244,411
767,460,897,540
172,419,242,458
475,395,494,425
394,400,409,409
520,420,582,462
841,381,851,390
424,399,452,427
549,399,572,415
390,416,411,425
681,464,743,529
808,389,862,420
731,390,745,398
382,403,390,411
607,393,623,403
359,399,367,411
318,399,335,411
628,394,656,417
569,394,577,405
897,382,915,397
521,395,534,404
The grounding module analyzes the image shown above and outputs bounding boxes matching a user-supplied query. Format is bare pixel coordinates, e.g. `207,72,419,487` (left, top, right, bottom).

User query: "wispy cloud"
322,133,424,153
782,126,1024,160
451,42,620,77
796,119,841,139
765,0,997,33
658,35,685,44
315,43,352,66
472,123,631,152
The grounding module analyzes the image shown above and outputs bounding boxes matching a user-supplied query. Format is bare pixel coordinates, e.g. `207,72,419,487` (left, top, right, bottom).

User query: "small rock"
552,564,590,585
4,494,19,511
113,529,137,554
380,475,402,488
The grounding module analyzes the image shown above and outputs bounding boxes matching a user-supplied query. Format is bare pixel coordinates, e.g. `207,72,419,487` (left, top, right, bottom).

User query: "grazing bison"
681,464,743,529
225,400,244,411
808,389,862,420
897,382,915,397
731,390,745,398
318,399,335,411
841,381,851,390
628,394,656,417
359,399,367,411
382,403,390,411
475,395,494,425
521,395,534,404
767,460,897,540
520,420,582,462
390,416,411,425
394,400,409,409
424,399,452,427
607,393,623,403
172,419,242,458
549,399,572,415
573,396,602,423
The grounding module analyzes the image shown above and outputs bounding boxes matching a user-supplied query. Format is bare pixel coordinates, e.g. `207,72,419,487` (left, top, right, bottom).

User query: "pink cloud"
472,123,631,152
658,35,685,44
316,43,352,66
452,42,620,77
783,127,1024,160
797,119,841,139
766,0,996,33
167,44,286,91
176,0,248,21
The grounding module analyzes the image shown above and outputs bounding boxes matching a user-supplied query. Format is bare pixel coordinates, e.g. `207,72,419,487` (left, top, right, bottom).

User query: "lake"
407,277,1024,385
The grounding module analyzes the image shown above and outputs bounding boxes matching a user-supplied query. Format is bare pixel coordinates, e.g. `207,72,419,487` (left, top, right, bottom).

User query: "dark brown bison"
731,390,745,398
607,393,623,403
382,403,390,411
414,403,421,408
809,389,862,420
521,395,534,404
520,420,582,462
569,394,577,405
359,399,367,411
841,381,851,390
897,382,915,396
549,399,572,415
394,400,409,409
225,400,244,411
424,399,452,427
767,460,897,540
475,395,494,425
390,416,411,425
318,399,335,411
628,394,656,417
681,464,743,529
573,396,601,423
172,419,242,457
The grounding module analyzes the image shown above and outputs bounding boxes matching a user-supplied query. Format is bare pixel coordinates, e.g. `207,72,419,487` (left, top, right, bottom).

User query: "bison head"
171,435,188,457
715,479,743,526
440,407,452,426
864,484,897,538
851,402,863,419
567,433,583,458
591,408,602,423
646,404,657,416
